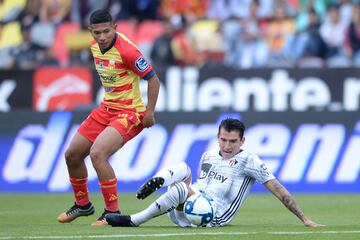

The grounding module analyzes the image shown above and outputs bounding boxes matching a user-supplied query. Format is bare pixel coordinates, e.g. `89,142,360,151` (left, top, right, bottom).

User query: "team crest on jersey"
109,59,115,69
135,56,149,72
229,159,238,167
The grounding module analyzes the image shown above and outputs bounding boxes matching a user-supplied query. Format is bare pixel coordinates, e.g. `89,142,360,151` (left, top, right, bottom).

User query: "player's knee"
168,182,188,205
64,148,84,168
89,148,107,168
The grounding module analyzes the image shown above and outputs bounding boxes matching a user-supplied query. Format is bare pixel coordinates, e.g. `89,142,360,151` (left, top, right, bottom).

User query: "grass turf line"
0,193,359,240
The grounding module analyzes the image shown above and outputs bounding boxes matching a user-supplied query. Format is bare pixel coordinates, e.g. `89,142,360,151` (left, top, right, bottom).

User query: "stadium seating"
52,22,80,66
116,20,137,42
135,20,164,45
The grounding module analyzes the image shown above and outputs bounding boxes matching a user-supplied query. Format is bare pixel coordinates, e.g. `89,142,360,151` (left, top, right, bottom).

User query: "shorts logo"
117,113,128,128
135,56,149,72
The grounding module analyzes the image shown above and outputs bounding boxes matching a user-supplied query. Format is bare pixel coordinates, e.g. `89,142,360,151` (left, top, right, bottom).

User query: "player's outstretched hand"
142,111,155,128
304,219,326,227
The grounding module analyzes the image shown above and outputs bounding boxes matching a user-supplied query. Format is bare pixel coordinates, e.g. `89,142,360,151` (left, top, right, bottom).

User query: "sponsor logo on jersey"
98,73,116,82
104,87,115,92
99,60,104,69
199,163,228,183
199,163,212,179
135,56,149,72
229,159,238,167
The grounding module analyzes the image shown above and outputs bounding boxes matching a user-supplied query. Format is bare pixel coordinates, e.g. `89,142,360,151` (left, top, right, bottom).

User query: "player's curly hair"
90,9,113,24
218,118,245,138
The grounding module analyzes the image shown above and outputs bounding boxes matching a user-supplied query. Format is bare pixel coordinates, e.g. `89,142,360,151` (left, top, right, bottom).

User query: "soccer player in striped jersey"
57,9,160,226
106,118,324,228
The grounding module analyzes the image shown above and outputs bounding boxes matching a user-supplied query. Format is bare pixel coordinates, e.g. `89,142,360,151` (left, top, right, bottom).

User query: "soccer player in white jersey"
105,118,324,227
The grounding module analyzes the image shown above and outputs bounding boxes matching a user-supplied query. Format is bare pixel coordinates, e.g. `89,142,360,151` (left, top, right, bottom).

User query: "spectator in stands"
320,4,349,64
207,0,232,21
71,0,108,28
127,0,160,22
262,1,296,66
339,0,353,26
231,0,269,68
302,8,327,60
0,0,26,69
150,19,176,66
344,3,360,65
39,0,71,25
161,0,208,20
171,16,204,66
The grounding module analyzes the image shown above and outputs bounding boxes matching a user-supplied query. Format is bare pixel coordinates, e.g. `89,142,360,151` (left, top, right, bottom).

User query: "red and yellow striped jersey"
90,33,154,112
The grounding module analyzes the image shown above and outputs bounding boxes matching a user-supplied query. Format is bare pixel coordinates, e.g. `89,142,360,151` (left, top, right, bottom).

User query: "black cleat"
57,202,95,223
136,177,165,200
91,209,121,226
105,214,136,227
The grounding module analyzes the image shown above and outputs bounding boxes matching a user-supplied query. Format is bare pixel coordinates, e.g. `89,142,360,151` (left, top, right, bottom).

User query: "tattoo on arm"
269,180,305,221
281,195,305,220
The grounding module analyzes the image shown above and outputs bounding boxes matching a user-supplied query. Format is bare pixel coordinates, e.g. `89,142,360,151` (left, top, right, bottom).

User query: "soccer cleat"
136,177,165,200
105,213,136,227
91,209,120,226
57,202,95,223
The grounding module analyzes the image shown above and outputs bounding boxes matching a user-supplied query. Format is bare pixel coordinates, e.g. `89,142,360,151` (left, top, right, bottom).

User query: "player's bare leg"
57,133,94,223
89,126,124,226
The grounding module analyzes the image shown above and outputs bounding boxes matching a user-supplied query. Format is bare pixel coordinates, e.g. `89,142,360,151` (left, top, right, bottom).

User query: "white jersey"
191,149,275,227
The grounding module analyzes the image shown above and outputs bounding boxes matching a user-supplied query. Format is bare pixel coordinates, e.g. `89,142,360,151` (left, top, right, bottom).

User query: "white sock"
131,182,188,226
154,162,191,187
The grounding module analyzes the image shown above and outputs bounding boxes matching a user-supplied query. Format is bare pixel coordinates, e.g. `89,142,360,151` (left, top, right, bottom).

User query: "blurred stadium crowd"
1,0,360,70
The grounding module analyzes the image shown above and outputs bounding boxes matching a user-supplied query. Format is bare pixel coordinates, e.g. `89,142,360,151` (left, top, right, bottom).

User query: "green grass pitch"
0,193,359,240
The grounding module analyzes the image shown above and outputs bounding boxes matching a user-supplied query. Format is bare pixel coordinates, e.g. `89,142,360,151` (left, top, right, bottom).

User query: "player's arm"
143,74,160,128
120,38,160,128
264,179,325,227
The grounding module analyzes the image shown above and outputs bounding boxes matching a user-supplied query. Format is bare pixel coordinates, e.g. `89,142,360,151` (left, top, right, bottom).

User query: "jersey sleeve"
121,41,154,79
244,154,275,183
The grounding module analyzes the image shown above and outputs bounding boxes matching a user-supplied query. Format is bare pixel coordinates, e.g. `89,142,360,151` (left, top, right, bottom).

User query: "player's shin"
70,177,90,206
154,162,192,187
131,182,188,226
99,178,119,212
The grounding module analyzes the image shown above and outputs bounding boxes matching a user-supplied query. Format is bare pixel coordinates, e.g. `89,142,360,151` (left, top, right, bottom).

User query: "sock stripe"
70,177,88,184
100,184,117,188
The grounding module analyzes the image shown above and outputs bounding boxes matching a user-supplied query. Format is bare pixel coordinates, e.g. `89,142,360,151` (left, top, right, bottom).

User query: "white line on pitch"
1,231,360,239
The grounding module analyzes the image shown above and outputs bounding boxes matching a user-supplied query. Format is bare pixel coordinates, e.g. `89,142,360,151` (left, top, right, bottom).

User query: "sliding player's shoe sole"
136,177,165,200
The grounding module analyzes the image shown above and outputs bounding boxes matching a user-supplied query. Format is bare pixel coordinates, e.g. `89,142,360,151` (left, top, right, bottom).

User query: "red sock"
70,177,90,206
100,178,119,212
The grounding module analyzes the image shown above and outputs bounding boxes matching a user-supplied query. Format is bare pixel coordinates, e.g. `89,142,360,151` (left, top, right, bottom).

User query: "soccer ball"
183,193,216,226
